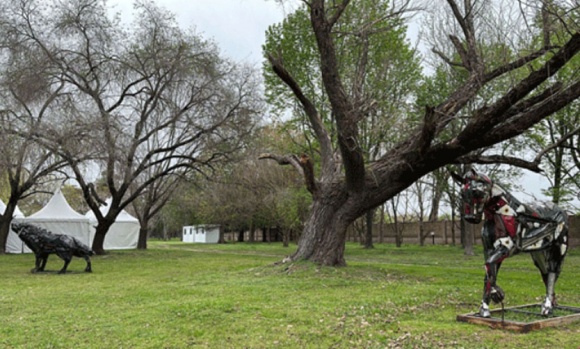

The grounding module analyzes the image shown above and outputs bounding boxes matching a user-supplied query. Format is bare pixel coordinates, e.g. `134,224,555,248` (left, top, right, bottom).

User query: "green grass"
1,242,580,348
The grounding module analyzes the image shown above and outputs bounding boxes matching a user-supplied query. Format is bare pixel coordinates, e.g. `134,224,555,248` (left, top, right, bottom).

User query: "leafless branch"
455,154,542,172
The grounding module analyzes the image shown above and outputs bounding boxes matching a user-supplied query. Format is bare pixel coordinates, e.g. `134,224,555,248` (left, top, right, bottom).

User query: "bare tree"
410,179,428,246
0,20,83,252
262,0,580,265
130,171,182,250
3,0,261,254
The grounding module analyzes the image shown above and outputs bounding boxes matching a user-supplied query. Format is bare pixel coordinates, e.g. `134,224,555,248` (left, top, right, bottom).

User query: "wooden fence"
347,215,580,248
225,215,579,248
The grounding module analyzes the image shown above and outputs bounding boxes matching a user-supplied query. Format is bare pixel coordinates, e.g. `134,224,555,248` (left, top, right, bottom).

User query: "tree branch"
259,152,318,196
455,33,580,146
259,153,304,176
310,0,365,193
266,52,335,175
534,124,580,163
455,154,543,172
483,46,557,82
299,153,318,196
327,0,350,28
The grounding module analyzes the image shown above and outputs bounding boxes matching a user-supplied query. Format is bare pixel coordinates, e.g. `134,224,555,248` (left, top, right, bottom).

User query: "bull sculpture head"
452,168,492,224
12,223,23,233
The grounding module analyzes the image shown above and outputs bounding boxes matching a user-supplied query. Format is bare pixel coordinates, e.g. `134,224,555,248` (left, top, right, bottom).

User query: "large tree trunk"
429,189,442,222
290,196,354,266
283,229,290,247
0,219,10,254
364,209,374,249
378,204,385,243
248,223,255,243
218,226,226,244
419,221,426,246
92,221,114,255
0,204,17,254
390,199,403,248
137,226,148,250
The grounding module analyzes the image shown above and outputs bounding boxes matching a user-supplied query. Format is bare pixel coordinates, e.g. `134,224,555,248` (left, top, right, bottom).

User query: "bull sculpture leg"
56,251,73,274
33,253,49,273
33,254,43,272
81,255,92,272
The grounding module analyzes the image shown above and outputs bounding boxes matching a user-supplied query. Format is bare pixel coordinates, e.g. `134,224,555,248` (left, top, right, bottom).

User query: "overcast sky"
110,0,299,66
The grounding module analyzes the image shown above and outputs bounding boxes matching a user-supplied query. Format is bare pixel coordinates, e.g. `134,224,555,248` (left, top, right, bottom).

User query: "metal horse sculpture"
12,222,94,274
453,169,569,317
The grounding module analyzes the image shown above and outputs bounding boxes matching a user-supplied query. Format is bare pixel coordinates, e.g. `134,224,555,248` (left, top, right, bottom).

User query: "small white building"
182,225,220,243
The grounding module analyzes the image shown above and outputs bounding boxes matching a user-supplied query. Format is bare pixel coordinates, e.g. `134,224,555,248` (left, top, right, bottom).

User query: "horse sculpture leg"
531,238,567,316
531,251,552,315
479,221,513,317
480,255,508,317
481,263,498,317
479,222,505,317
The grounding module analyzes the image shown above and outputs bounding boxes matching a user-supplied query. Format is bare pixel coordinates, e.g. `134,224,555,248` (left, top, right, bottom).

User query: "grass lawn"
1,241,580,348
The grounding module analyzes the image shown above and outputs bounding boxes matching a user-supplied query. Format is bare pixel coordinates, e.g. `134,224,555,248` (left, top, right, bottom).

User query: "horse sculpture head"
453,168,493,224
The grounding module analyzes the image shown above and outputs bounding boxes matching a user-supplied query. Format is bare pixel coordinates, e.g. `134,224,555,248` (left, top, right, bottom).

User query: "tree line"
1,0,579,264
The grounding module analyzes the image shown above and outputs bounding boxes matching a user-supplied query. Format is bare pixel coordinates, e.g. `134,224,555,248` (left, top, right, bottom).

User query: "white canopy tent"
1,199,26,253
85,199,140,250
22,189,92,252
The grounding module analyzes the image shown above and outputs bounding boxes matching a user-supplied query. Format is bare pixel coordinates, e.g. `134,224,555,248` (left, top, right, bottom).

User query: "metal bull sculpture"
452,169,569,317
12,223,94,274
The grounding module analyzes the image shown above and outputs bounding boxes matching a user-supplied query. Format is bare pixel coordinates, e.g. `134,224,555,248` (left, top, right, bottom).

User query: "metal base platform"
457,304,580,333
